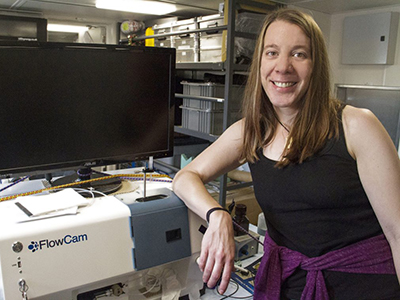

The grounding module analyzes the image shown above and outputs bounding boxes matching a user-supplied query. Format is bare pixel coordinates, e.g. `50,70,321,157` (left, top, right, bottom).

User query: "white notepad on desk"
15,188,91,219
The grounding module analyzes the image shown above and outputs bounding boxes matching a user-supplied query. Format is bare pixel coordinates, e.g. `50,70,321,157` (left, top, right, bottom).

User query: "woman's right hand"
197,210,236,294
172,120,245,293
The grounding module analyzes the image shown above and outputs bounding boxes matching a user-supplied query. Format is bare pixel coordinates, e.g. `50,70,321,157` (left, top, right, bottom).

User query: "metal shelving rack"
131,0,280,206
173,0,279,206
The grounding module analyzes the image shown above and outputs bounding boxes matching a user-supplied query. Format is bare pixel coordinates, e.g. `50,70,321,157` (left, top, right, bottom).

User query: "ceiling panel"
0,0,398,25
0,0,221,24
273,0,400,14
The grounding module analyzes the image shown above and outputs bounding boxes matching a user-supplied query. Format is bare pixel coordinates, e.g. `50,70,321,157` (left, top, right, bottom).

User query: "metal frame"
130,0,279,206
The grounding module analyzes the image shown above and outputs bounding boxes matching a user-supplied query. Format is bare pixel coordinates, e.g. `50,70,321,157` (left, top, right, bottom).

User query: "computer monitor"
0,42,175,192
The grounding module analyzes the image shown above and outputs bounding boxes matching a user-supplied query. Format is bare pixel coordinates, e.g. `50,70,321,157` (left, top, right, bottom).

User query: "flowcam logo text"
28,234,88,252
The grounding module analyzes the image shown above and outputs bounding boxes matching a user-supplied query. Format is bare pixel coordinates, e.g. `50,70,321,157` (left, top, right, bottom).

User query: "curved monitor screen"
0,42,175,178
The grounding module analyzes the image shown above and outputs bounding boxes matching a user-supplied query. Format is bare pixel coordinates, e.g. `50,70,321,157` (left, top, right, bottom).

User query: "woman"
172,8,400,299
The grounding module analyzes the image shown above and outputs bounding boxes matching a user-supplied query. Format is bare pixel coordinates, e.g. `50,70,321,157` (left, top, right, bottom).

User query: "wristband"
206,207,230,223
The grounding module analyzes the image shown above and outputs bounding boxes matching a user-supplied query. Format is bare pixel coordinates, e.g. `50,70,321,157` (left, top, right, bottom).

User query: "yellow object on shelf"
145,27,155,47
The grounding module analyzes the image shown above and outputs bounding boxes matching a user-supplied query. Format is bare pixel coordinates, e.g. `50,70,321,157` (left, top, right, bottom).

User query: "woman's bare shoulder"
342,105,394,158
342,104,376,124
218,119,245,141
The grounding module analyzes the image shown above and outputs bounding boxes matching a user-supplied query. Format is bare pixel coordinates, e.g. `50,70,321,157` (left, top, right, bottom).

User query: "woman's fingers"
218,260,234,294
197,224,235,293
205,255,222,288
197,248,207,273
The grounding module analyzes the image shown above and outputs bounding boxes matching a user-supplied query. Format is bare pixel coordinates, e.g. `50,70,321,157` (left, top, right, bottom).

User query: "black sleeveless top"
249,110,400,299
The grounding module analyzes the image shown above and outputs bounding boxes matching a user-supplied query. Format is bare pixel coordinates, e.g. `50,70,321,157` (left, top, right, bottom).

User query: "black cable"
226,295,254,299
217,280,239,299
216,279,254,299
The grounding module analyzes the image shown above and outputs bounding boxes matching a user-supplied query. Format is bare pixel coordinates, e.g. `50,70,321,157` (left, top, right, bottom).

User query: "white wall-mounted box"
342,12,399,65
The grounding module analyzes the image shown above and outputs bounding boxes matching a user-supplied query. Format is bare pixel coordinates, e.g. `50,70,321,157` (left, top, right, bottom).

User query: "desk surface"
0,168,263,300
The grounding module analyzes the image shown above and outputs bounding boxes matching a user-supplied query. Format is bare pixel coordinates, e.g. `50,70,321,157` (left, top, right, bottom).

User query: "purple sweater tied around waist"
253,233,396,300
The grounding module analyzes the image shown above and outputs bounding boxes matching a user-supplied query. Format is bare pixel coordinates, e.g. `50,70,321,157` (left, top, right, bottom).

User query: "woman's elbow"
172,169,193,193
171,170,183,192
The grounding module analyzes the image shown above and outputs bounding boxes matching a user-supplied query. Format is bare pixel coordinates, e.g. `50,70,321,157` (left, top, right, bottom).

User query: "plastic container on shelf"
181,81,243,111
180,81,243,135
152,23,173,48
181,106,224,135
198,14,225,62
172,18,197,62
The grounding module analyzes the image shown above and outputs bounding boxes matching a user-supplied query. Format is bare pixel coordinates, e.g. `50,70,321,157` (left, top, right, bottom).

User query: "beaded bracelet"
206,207,230,223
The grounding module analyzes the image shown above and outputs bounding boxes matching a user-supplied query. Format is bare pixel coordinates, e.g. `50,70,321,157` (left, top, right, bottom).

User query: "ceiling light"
95,0,177,15
47,24,89,33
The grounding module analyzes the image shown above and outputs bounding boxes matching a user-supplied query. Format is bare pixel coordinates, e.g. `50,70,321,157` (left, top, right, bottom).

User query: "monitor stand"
50,168,122,197
134,157,168,202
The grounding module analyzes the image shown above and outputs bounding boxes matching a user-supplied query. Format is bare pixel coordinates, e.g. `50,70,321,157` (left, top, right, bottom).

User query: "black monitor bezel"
0,41,175,178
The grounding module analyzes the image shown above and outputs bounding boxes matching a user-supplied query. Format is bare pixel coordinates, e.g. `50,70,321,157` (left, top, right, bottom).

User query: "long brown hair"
241,8,342,167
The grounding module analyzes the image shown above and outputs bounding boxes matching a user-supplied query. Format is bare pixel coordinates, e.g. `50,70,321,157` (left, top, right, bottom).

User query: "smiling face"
260,20,312,112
